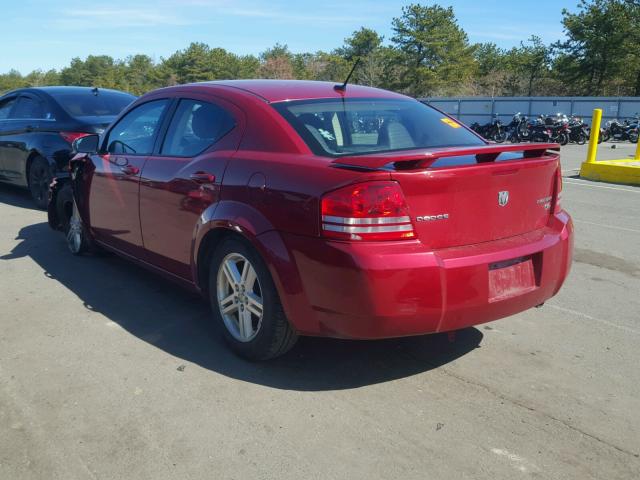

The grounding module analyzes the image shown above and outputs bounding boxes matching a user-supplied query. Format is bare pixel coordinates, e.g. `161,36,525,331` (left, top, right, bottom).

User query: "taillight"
59,131,91,145
553,167,563,213
321,181,415,241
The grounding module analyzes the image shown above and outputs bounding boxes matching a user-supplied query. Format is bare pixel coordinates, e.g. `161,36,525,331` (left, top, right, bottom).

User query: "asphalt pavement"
0,142,639,480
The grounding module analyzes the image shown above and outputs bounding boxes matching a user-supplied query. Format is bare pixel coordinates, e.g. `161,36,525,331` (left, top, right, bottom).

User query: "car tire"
28,156,52,209
55,182,74,233
208,237,298,361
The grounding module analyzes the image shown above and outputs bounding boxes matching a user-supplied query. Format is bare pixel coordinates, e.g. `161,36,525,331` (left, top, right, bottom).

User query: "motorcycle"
528,114,569,145
567,116,588,145
505,113,530,143
527,116,552,143
545,113,570,146
470,115,507,143
602,119,639,143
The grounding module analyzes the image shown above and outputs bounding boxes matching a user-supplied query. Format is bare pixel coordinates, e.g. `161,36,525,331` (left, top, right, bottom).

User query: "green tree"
338,27,383,60
512,36,550,95
473,43,507,95
121,55,160,95
390,4,477,96
621,1,640,95
0,69,28,92
337,28,389,87
162,42,215,84
59,55,123,89
554,0,633,95
259,43,295,79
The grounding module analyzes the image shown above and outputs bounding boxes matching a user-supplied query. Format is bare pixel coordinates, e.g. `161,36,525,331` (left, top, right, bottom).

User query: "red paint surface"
77,80,574,339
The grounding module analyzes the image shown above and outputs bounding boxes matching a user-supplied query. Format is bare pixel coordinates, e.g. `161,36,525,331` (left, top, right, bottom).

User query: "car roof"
191,80,410,103
3,86,135,97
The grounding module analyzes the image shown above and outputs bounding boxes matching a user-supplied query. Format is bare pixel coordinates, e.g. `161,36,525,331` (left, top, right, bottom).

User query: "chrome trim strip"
322,224,414,234
322,215,411,225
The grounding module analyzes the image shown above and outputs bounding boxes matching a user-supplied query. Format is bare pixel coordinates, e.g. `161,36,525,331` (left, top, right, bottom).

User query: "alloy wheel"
66,200,84,254
216,253,264,342
29,162,51,206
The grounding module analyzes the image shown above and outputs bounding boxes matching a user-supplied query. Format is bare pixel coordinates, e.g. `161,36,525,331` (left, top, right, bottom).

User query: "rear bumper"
274,211,573,339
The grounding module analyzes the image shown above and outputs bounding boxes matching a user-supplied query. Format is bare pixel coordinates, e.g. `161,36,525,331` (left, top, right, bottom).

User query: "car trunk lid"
331,143,560,249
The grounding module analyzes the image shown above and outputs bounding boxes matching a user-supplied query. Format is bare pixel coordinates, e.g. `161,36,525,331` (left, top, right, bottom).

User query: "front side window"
106,100,168,155
273,98,484,157
0,98,16,120
161,99,235,157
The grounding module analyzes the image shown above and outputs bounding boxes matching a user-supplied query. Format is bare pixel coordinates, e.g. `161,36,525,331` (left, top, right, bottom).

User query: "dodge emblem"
498,191,509,207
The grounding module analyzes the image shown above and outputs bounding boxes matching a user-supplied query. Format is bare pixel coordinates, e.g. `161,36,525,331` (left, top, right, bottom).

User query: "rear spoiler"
331,143,560,170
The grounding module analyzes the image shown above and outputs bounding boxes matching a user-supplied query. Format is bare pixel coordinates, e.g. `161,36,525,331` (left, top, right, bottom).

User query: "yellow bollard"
586,108,602,164
635,135,640,160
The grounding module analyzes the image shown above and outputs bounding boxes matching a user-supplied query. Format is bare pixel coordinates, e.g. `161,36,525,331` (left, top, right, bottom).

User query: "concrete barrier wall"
421,96,640,126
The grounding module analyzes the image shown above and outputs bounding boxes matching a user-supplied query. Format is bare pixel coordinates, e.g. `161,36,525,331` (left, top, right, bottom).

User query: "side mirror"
73,134,100,154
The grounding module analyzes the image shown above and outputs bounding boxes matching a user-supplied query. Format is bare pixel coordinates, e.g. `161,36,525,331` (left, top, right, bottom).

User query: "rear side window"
273,98,484,157
12,97,47,119
49,90,135,117
161,99,235,157
0,98,16,119
106,100,168,155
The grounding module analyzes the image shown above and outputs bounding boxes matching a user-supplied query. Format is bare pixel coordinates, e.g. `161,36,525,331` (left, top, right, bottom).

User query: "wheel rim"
30,163,50,203
66,201,83,254
216,253,264,342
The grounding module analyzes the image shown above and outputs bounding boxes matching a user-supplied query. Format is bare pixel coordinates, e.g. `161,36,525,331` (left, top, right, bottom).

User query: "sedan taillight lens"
553,167,563,213
321,181,415,241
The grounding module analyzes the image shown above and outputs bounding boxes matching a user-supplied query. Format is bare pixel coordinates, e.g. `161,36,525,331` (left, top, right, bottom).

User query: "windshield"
273,98,484,156
49,90,135,118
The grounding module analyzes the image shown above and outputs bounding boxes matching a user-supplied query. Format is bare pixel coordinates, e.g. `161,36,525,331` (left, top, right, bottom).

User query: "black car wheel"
209,237,298,360
28,156,53,209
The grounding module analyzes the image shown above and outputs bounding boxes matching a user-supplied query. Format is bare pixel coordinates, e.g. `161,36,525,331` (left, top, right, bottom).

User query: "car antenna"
91,87,99,96
334,58,360,92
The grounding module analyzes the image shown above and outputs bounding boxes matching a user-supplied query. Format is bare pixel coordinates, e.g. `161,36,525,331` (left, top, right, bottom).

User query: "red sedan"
49,80,573,360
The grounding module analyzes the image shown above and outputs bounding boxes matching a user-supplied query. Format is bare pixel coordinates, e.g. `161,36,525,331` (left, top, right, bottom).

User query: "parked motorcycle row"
469,113,639,145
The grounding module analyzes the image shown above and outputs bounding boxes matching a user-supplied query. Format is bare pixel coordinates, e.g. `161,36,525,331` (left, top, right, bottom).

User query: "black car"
0,86,136,207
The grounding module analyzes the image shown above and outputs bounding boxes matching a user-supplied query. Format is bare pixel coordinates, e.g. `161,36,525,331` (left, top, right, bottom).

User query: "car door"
139,96,243,279
2,94,51,184
88,99,170,256
0,96,18,181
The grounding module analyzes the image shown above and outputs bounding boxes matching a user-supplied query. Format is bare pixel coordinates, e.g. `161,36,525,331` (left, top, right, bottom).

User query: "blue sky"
1,0,577,74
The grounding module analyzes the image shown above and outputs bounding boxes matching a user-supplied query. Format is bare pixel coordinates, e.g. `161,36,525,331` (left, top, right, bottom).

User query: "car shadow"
0,183,40,211
1,221,483,392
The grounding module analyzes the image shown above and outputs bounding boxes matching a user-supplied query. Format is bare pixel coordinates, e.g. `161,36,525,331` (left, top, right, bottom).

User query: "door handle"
120,165,139,175
190,172,216,184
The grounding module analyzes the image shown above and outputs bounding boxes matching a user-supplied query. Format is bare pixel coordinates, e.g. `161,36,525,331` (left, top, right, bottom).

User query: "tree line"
2,0,639,98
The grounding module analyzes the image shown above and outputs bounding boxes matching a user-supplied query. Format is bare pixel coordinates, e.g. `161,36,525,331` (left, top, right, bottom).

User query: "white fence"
420,96,640,125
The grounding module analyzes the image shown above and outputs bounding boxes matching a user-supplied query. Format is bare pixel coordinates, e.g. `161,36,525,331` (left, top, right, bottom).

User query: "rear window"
273,98,484,156
49,90,135,117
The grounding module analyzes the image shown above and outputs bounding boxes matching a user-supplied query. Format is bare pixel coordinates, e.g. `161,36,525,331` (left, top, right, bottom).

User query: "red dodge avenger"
49,80,573,360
